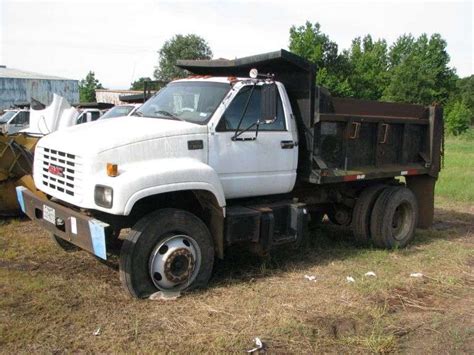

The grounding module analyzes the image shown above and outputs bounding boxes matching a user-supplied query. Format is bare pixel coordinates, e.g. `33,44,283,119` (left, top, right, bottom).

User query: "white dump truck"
17,50,443,298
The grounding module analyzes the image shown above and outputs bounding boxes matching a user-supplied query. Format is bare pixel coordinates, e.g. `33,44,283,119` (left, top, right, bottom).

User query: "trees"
454,75,474,124
289,21,353,97
344,35,389,100
154,34,212,82
445,101,471,135
79,71,104,103
287,22,458,109
130,77,152,90
383,34,456,105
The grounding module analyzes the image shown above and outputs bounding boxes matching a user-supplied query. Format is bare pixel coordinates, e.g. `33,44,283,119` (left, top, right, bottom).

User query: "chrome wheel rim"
149,234,201,290
391,202,412,241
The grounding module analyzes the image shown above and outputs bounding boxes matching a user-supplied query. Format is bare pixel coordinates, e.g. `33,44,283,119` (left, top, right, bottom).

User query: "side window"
18,111,29,124
76,113,86,124
90,111,101,121
10,113,20,125
12,112,28,125
220,85,286,131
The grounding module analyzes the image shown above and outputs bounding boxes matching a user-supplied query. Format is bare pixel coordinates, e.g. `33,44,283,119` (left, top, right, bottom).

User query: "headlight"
94,185,113,208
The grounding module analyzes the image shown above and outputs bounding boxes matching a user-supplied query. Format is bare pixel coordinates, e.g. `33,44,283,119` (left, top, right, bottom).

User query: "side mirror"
261,83,278,124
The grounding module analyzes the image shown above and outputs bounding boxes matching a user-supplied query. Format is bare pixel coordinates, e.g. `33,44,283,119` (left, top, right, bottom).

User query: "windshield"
0,111,17,124
100,105,135,119
136,81,230,124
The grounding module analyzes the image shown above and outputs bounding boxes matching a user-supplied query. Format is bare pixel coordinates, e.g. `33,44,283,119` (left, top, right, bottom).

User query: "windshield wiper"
133,111,144,117
154,110,185,121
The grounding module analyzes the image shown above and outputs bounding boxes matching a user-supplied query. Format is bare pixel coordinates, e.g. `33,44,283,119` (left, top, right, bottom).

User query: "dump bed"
177,49,443,184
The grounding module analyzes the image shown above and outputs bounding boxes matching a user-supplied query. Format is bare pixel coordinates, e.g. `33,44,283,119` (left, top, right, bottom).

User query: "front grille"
39,147,83,198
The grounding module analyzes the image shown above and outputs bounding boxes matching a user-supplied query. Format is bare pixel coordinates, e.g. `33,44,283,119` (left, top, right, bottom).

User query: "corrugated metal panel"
0,78,79,109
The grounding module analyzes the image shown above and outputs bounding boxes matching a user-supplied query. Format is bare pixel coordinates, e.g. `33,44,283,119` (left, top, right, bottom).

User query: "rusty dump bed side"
178,49,443,185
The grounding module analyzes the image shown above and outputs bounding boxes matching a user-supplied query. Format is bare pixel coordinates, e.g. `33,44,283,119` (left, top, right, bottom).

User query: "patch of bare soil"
397,294,474,354
374,286,444,314
306,315,367,339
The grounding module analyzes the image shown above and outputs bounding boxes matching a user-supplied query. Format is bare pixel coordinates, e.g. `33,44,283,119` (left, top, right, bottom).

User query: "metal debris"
410,272,424,278
364,271,376,277
247,337,264,353
346,276,355,283
93,327,101,336
304,274,317,282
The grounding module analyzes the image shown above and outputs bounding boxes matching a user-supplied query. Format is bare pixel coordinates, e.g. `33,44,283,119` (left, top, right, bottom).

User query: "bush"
445,101,471,136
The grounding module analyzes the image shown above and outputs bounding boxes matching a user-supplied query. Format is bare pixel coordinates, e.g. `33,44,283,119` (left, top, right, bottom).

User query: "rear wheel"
351,184,387,245
370,186,418,249
119,208,214,299
50,233,80,252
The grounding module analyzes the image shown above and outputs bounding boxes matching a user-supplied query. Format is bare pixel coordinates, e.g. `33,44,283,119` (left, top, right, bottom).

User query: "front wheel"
119,209,214,299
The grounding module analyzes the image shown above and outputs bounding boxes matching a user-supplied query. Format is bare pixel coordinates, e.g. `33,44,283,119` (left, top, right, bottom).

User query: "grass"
436,128,474,202
0,135,473,353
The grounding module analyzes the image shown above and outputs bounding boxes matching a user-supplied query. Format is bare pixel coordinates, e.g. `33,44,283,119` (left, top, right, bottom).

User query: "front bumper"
16,186,109,260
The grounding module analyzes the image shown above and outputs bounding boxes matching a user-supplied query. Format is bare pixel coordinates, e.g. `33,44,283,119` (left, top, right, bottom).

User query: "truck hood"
37,116,208,156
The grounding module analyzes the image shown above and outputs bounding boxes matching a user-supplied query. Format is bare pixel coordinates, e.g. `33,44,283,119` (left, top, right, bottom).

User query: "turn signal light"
107,163,118,177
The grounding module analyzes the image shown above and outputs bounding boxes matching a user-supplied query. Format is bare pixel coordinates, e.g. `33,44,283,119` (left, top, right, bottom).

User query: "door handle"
281,140,295,149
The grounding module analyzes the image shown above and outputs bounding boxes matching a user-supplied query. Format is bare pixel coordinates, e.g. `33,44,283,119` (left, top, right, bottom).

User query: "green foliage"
130,77,152,90
382,34,456,105
154,34,212,81
452,75,474,124
344,35,389,100
445,101,471,135
289,21,353,97
436,128,474,201
288,22,458,108
79,71,104,103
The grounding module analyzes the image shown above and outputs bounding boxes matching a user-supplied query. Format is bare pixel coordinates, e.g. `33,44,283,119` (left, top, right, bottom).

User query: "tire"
327,205,352,226
351,184,387,245
119,208,214,299
50,233,80,252
370,186,418,249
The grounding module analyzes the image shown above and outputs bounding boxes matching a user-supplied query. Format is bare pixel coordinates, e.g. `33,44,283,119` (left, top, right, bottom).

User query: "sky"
0,0,472,89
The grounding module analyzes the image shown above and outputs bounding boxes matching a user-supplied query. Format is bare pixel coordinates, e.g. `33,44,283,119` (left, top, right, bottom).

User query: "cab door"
208,83,297,199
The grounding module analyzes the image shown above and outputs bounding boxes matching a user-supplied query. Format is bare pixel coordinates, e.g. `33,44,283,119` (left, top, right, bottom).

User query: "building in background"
96,89,143,105
0,65,79,110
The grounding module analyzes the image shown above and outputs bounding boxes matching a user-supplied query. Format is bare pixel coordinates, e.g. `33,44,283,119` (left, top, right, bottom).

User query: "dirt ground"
0,197,473,353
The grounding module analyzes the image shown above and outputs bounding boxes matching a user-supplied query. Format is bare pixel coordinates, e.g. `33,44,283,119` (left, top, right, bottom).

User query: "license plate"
43,205,56,224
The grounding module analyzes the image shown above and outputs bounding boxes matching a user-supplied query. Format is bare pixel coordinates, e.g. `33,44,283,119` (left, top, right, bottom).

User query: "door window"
76,113,87,124
219,85,286,131
11,111,29,125
90,111,101,121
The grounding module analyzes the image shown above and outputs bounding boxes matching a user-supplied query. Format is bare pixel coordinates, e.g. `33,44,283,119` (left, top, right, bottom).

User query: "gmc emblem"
48,164,64,177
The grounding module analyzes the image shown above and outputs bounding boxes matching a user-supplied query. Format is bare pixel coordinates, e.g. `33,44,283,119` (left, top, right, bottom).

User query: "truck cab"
0,109,30,134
